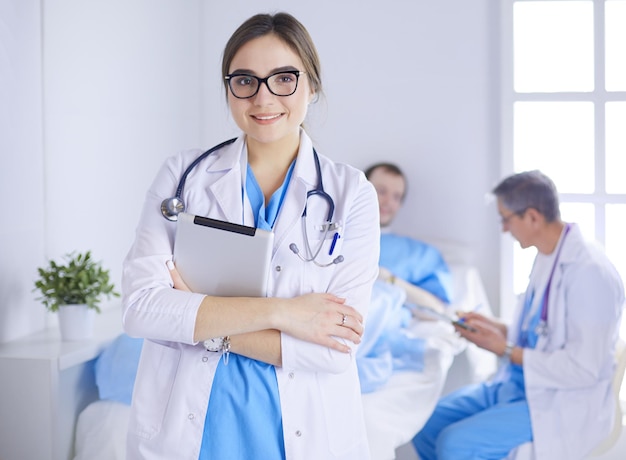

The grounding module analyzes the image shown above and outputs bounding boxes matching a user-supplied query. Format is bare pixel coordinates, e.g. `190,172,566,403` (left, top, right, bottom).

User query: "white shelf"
0,306,123,369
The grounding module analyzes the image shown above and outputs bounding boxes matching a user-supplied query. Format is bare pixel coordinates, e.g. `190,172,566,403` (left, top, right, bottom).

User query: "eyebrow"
228,65,300,76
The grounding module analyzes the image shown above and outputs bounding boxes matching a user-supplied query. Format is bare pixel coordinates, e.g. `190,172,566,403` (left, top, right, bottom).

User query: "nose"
253,80,274,104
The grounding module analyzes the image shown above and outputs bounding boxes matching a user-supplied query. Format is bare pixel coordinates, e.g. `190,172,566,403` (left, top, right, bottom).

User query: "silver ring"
341,314,348,326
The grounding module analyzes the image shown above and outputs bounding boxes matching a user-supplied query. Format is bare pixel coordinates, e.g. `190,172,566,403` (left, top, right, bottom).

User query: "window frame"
499,0,626,319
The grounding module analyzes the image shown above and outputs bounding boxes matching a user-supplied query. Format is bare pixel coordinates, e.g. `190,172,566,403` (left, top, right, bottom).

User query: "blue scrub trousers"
412,380,533,460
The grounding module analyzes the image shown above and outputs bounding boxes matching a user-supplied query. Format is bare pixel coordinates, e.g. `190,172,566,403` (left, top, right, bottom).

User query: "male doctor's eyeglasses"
225,70,306,99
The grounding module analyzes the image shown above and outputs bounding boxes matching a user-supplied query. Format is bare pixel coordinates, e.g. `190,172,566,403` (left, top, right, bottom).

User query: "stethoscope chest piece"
161,196,186,222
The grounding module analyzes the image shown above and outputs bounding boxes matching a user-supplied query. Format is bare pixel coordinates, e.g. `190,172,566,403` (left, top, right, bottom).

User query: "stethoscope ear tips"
161,197,186,222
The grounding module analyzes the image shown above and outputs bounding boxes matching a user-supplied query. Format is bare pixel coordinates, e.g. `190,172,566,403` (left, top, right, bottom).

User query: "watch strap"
503,342,515,359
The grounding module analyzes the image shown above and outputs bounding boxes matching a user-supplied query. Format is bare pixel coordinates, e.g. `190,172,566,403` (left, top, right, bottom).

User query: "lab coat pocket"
302,226,344,292
130,340,181,439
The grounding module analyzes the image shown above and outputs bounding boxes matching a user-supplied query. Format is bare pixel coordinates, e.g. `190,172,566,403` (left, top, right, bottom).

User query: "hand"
168,260,362,354
453,312,507,355
167,260,190,292
277,293,364,353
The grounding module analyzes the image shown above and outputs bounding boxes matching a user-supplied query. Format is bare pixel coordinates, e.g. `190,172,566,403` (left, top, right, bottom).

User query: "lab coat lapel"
205,137,246,224
551,224,581,289
541,223,582,348
272,133,317,250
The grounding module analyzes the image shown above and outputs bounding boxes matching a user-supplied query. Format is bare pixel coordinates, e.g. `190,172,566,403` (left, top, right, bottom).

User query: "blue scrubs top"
499,288,544,395
198,162,295,460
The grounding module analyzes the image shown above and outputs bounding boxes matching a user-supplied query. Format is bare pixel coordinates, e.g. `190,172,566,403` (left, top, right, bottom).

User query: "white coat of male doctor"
122,132,380,459
414,170,625,460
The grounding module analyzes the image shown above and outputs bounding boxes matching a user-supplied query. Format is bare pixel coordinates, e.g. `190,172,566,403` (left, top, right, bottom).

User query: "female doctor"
413,170,624,460
122,12,380,460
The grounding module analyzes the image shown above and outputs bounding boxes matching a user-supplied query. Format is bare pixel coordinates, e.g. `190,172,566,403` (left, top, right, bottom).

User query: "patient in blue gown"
357,163,453,393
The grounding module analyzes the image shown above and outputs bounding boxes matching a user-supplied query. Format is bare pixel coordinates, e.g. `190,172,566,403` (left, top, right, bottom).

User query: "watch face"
204,337,223,352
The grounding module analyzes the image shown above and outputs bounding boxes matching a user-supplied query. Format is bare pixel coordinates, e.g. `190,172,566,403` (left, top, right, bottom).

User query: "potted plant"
34,251,120,340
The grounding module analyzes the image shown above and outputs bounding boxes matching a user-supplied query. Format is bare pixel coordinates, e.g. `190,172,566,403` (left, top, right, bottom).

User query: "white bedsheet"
74,400,130,460
361,264,496,460
361,321,465,460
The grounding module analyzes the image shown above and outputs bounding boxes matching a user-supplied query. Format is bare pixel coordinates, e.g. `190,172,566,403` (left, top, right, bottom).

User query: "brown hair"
221,13,322,99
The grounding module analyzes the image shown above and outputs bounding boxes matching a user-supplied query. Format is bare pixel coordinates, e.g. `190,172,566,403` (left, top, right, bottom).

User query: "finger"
166,260,191,291
328,326,362,348
325,338,352,353
340,306,363,324
337,312,364,336
325,294,347,305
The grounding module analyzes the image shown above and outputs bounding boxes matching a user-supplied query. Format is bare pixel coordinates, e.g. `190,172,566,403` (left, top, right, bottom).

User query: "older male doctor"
413,170,625,460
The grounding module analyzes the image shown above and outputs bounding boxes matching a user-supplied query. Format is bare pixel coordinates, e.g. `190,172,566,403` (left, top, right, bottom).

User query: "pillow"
94,333,143,405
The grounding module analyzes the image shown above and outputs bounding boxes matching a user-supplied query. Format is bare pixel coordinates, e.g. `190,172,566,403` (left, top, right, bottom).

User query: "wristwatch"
204,336,231,364
204,337,227,352
503,342,515,359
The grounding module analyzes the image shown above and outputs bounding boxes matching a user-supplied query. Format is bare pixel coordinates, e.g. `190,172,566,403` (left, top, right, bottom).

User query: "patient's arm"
378,267,447,320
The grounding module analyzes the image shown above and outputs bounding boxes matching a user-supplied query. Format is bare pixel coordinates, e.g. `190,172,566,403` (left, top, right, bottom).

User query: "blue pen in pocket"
329,232,340,255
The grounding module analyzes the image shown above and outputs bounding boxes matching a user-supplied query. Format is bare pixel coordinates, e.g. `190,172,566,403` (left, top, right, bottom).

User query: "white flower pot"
58,304,96,341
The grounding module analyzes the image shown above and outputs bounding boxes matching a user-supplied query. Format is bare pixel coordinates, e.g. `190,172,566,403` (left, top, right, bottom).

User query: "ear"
525,207,546,227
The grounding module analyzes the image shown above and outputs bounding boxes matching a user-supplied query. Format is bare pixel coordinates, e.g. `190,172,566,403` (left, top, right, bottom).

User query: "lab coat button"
188,413,194,420
275,265,282,272
202,356,208,362
288,372,295,379
295,430,302,437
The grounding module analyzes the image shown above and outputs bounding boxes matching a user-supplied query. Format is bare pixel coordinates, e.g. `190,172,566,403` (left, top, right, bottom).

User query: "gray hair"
492,170,561,222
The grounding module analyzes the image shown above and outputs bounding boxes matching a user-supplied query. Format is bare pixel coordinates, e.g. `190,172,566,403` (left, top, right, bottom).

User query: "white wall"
0,0,46,341
0,0,501,343
199,0,502,304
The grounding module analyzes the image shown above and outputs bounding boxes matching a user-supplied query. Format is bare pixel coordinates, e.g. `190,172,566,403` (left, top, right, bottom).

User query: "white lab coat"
121,131,380,460
508,224,625,460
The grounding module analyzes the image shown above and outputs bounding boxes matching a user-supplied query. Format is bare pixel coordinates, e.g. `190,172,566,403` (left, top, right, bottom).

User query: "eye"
232,75,255,87
273,73,296,84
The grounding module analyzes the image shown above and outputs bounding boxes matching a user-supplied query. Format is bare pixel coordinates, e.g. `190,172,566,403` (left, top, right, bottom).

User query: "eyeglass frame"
500,207,528,225
224,70,306,99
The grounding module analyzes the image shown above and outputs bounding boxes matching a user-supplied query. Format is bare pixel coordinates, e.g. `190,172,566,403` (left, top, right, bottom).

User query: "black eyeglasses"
225,70,306,99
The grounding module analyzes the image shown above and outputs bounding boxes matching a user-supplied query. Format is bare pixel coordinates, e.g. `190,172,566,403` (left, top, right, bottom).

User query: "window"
501,1,626,336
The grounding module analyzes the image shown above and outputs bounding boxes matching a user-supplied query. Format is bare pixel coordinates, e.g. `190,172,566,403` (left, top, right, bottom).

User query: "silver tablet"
173,212,274,297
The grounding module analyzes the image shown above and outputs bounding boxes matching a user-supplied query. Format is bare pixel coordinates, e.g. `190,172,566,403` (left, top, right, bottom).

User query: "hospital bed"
72,254,496,460
361,261,496,460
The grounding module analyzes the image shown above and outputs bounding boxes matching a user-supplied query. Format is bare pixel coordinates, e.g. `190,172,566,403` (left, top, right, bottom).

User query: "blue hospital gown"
379,233,453,302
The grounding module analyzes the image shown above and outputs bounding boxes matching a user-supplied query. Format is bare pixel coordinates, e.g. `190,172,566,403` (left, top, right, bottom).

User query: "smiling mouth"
252,114,282,121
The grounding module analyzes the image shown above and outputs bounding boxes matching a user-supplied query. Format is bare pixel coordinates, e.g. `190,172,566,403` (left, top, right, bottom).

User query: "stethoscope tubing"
161,138,343,267
175,137,237,199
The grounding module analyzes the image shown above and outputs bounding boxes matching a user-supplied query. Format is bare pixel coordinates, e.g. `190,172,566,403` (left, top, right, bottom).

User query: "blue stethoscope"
160,138,344,267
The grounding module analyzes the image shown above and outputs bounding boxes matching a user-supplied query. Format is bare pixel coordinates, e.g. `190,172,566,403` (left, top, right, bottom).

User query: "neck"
246,133,300,203
536,220,567,255
246,132,300,170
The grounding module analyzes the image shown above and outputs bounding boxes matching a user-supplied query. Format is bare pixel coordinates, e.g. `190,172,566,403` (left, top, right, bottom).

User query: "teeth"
255,114,281,120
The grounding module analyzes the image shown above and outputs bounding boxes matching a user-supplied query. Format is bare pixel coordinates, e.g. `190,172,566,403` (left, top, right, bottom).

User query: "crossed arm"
168,262,364,367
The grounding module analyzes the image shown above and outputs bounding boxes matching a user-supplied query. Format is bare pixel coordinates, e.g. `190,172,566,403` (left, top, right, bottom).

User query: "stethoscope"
160,138,344,267
161,137,237,221
531,223,572,337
